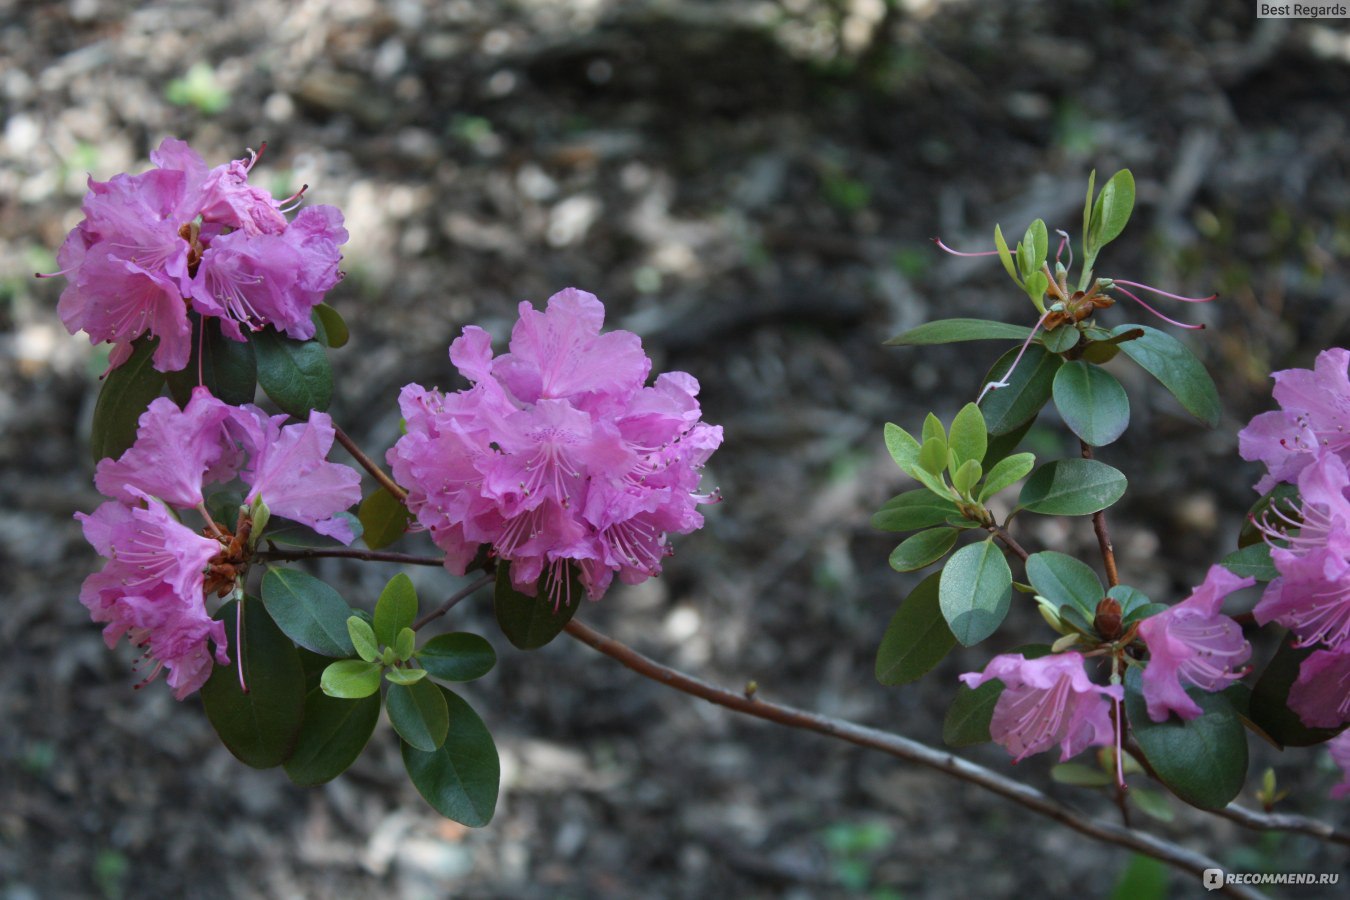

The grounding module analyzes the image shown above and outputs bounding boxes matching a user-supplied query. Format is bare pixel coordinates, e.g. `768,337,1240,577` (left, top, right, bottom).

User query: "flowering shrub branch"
49,142,1350,887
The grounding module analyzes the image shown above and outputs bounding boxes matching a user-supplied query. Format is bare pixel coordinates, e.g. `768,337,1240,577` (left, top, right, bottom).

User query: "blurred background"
3,0,1349,896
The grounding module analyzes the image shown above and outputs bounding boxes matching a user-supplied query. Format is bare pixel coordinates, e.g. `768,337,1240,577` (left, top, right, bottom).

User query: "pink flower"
1239,348,1350,494
1287,643,1350,730
76,499,228,699
959,652,1122,762
1328,732,1350,799
1253,453,1350,649
231,406,362,542
1137,565,1254,722
46,138,347,372
388,288,722,604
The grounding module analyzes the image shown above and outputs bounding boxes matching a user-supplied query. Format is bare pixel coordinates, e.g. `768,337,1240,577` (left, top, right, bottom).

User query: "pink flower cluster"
78,388,361,698
388,288,722,604
1240,349,1350,736
49,138,347,372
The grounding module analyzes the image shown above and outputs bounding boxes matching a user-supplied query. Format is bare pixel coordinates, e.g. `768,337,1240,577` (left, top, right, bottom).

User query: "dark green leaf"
1041,325,1080,353
939,539,1012,646
1053,361,1130,446
261,567,356,657
359,486,411,550
262,513,363,549
1109,585,1159,626
1125,790,1175,826
1248,636,1348,748
320,659,382,699
90,337,166,462
312,303,349,348
283,690,380,786
885,318,1035,347
981,344,1062,436
1219,543,1278,582
871,490,961,532
418,633,497,682
983,417,1035,469
387,679,450,751
493,561,580,650
1110,853,1171,900
1026,552,1104,627
1113,325,1220,427
1018,459,1127,516
943,680,1002,747
166,317,257,406
253,328,332,416
889,527,958,573
205,491,246,534
201,598,306,769
374,573,418,647
1124,667,1247,810
875,571,955,685
402,687,500,827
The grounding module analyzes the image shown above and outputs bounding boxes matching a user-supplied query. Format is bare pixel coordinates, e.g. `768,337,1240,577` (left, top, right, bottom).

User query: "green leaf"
261,513,363,549
320,659,382,699
90,337,166,462
1081,170,1097,256
871,490,961,532
1018,459,1127,516
1079,339,1120,365
1027,219,1048,270
387,679,450,751
312,303,349,349
1089,170,1135,253
1108,584,1155,624
1026,551,1103,628
1248,637,1348,748
374,573,418,647
1124,667,1248,810
1112,325,1221,427
939,539,1013,646
418,632,498,682
981,344,1062,436
402,687,500,826
921,412,946,449
1050,763,1112,787
1053,361,1130,446
493,561,580,650
1041,324,1080,354
260,568,356,658
948,402,987,471
1238,483,1300,548
885,318,1034,347
359,486,411,550
993,223,1020,285
943,679,1002,747
889,527,959,573
166,317,256,407
384,666,428,685
395,627,416,662
951,459,982,497
918,437,947,476
983,418,1035,469
1126,790,1175,825
883,423,921,475
875,571,956,685
200,598,306,769
283,690,380,786
979,452,1035,503
253,328,332,417
1219,543,1277,582
347,616,380,662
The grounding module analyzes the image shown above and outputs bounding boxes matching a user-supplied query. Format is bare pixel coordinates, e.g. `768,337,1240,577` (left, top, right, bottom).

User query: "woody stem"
332,425,407,502
1080,441,1120,587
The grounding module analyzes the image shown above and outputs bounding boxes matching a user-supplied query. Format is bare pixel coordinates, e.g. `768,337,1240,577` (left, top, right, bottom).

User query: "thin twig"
563,618,1263,900
1080,441,1120,587
988,524,1030,563
1215,803,1350,848
413,573,495,631
256,547,444,566
333,424,408,502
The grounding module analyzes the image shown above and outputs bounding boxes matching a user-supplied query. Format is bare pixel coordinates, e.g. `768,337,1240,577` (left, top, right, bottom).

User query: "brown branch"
333,424,408,502
413,573,495,631
563,618,1264,900
1080,441,1120,587
988,524,1030,563
1215,803,1350,848
256,547,444,566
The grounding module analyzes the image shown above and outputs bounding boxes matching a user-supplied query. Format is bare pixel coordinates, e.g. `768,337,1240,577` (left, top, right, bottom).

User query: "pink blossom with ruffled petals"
1253,453,1350,649
1287,643,1350,730
388,289,722,604
232,406,362,543
1240,348,1350,494
95,388,240,508
959,652,1122,762
1138,566,1254,722
46,137,347,373
1328,732,1350,799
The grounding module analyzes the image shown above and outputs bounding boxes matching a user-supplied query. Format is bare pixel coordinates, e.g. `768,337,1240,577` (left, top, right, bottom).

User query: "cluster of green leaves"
200,571,500,827
91,306,347,463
